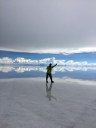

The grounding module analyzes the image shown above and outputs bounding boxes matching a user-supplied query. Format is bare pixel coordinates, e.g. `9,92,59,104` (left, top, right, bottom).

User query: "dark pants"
46,73,53,82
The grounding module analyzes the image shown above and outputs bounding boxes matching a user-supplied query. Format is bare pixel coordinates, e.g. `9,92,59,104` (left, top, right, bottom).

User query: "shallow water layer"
0,66,96,128
0,65,96,81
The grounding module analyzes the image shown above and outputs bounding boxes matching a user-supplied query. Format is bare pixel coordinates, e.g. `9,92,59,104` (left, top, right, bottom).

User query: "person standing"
46,63,57,83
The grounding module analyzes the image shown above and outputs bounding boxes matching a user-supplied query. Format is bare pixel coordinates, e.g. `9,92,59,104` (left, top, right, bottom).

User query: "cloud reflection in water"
0,66,96,73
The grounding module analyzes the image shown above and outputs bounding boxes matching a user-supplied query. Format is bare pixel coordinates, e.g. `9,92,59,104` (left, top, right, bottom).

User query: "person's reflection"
46,83,57,101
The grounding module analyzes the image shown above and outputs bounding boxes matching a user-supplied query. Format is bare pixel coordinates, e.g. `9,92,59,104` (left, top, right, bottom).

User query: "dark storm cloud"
0,0,96,52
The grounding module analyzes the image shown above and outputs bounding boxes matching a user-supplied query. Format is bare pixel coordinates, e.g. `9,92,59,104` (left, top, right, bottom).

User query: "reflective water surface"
0,65,96,81
0,65,96,128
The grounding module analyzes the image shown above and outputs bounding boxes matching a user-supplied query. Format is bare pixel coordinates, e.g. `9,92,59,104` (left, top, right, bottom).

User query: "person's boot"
51,81,54,83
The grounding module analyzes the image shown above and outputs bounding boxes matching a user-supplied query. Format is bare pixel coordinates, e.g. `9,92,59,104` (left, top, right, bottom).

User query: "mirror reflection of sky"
0,66,96,81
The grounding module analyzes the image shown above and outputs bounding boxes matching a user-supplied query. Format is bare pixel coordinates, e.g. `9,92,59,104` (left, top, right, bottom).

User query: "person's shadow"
46,83,57,101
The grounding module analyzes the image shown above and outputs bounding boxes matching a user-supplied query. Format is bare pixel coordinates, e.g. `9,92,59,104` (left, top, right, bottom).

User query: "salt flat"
0,77,96,128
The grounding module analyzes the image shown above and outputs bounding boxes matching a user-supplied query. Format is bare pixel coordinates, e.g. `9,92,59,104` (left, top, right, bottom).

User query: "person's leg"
46,73,48,83
49,74,54,83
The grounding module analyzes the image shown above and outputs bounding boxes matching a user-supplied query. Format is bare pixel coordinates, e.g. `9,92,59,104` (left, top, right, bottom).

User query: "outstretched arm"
52,64,57,68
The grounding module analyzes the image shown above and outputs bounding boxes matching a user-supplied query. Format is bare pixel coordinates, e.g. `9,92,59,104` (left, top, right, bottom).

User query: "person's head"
49,63,52,67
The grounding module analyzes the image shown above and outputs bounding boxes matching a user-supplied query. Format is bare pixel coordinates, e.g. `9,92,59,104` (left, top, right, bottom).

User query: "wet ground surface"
0,77,96,128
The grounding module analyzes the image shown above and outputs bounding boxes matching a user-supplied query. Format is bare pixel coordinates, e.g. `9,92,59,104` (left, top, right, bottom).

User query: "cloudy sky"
0,0,96,53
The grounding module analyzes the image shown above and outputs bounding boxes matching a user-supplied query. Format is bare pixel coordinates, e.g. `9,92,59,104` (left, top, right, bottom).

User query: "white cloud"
61,47,96,55
25,47,96,54
0,57,96,67
0,57,13,64
1,48,96,55
39,58,54,64
1,1,96,52
14,57,39,64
